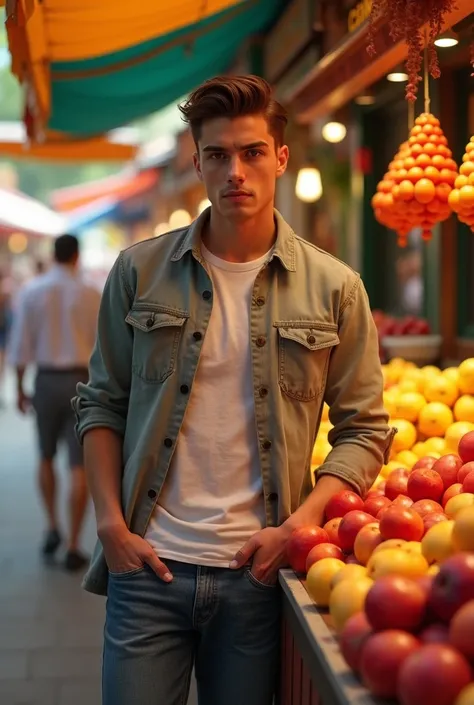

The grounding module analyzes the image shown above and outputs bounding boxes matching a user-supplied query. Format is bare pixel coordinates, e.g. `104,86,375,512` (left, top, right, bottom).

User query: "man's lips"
223,191,252,198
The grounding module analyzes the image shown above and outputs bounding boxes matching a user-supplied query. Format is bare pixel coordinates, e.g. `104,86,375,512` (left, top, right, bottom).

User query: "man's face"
193,114,289,221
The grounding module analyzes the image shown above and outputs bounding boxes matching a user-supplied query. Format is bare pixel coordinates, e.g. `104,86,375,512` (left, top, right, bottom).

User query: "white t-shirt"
145,242,270,566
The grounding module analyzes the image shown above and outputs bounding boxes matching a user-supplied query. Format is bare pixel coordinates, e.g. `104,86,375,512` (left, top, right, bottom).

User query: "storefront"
269,0,474,364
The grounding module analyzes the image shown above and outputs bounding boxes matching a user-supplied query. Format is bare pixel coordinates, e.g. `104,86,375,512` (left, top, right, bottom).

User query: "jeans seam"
178,649,195,705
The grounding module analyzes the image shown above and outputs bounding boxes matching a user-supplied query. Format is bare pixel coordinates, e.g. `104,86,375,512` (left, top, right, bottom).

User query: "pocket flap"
276,324,340,351
125,309,187,333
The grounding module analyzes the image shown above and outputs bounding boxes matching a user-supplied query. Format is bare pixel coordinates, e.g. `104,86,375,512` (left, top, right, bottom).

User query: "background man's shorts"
32,368,89,467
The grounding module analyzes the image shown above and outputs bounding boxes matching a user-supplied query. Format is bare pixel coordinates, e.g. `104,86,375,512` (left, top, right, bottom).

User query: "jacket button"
256,336,266,347
267,492,278,502
262,439,272,451
148,489,157,499
202,290,212,300
307,334,316,345
164,438,173,448
180,384,189,394
256,296,265,307
146,317,154,328
259,386,268,398
193,331,202,341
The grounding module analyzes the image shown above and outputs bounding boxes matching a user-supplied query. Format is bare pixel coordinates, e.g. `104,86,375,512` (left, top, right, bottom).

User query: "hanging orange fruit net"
372,113,457,246
448,137,474,232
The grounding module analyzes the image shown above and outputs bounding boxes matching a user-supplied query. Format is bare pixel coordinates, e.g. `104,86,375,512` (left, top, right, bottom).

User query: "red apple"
366,486,386,498
337,510,374,553
365,576,427,632
407,468,444,503
339,612,373,673
458,431,474,464
449,600,474,660
462,470,474,493
442,483,463,508
324,490,364,521
392,495,414,509
433,455,463,490
429,553,474,622
305,543,344,571
385,469,410,501
360,630,420,699
423,513,448,533
419,623,450,644
286,526,329,574
364,495,391,517
412,499,444,519
323,518,343,547
458,462,474,484
397,644,471,705
413,456,438,471
379,506,424,542
345,553,362,565
353,523,382,565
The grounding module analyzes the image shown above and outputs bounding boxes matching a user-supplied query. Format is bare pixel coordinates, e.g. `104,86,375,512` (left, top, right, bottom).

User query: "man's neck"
203,204,276,263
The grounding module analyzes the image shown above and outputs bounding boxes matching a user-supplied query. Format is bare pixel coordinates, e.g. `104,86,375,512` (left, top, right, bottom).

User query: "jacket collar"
170,207,296,272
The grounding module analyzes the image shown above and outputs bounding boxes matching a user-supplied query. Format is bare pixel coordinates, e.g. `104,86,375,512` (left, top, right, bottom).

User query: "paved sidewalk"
0,373,197,705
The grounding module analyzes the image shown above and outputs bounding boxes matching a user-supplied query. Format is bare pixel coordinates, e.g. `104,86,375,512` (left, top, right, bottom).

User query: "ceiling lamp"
197,198,211,214
169,209,192,229
154,222,169,237
295,167,323,203
434,30,459,48
355,91,376,106
8,231,28,254
322,121,347,144
387,71,409,83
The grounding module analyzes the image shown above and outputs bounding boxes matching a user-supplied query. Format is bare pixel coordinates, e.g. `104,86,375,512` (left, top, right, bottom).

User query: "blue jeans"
103,560,282,705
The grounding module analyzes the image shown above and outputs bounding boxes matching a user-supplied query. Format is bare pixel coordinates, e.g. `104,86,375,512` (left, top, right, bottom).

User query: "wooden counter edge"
278,569,382,705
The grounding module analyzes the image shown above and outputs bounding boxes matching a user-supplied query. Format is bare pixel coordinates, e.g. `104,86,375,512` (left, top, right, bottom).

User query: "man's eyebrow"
202,140,270,152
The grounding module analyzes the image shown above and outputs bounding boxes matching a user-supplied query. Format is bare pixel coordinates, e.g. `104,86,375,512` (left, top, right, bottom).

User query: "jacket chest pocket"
275,322,340,402
125,307,187,383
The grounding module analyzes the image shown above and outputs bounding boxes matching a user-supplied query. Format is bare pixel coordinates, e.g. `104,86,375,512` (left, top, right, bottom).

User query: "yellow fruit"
367,548,428,580
458,358,474,394
445,493,474,519
422,365,441,377
381,460,409,478
452,506,474,552
395,450,419,467
418,402,454,437
424,376,459,407
443,367,460,386
383,390,398,417
400,369,426,393
444,421,474,453
398,379,419,393
427,564,440,576
395,392,427,423
321,403,330,422
306,558,345,607
330,563,367,589
455,683,474,705
401,541,423,555
421,521,455,564
311,439,332,466
329,577,373,633
412,442,428,459
372,539,407,555
454,395,474,423
423,437,447,455
391,419,417,452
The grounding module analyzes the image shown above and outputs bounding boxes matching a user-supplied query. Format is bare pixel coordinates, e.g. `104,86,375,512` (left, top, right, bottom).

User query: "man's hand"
99,524,173,583
17,390,31,415
230,526,292,585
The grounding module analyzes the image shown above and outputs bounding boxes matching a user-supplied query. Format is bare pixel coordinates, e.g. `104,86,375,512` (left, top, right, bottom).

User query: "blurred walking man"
8,234,101,571
74,76,392,704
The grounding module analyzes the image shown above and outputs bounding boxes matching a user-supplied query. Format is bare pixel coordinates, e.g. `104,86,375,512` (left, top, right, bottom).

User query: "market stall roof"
5,0,286,139
0,186,67,236
0,122,138,162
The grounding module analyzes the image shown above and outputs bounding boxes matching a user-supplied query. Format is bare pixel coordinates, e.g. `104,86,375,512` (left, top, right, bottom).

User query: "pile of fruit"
290,429,474,705
372,310,431,338
448,138,474,231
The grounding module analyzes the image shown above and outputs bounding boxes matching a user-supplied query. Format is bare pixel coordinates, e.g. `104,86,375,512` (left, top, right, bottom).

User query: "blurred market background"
0,1,473,704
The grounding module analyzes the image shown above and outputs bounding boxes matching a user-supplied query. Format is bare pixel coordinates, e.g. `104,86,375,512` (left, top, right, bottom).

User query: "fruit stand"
278,570,382,705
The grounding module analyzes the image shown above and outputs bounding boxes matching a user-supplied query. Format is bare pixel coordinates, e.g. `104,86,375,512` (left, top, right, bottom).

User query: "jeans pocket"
244,569,278,591
108,566,146,579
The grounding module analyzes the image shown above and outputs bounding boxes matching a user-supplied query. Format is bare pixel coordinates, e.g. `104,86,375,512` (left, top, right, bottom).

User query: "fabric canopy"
50,169,158,211
6,0,285,140
0,187,66,236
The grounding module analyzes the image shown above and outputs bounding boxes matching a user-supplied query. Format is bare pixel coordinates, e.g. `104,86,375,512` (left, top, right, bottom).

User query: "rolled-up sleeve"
316,276,393,497
72,252,133,443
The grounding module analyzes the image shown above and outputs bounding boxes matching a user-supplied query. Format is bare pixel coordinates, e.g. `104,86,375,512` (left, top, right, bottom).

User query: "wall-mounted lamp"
295,167,323,203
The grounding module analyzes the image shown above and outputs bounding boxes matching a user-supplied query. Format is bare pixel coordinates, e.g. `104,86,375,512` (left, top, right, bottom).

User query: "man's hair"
54,234,79,264
179,75,288,148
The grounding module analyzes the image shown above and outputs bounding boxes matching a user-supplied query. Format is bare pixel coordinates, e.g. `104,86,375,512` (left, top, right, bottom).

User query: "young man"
8,234,101,570
73,75,392,705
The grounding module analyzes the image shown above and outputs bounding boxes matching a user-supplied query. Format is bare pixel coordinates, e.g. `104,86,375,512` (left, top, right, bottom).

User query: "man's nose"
227,155,245,183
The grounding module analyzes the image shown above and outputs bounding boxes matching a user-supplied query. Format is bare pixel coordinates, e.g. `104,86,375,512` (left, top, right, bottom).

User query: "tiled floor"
0,372,197,705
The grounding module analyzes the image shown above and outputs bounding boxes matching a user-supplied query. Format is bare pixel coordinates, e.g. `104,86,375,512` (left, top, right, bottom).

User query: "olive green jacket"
73,209,392,596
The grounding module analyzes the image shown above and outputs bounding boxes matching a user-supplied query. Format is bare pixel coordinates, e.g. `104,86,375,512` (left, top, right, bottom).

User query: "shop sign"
347,0,372,34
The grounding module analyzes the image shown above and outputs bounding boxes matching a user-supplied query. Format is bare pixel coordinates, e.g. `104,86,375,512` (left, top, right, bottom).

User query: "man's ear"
276,145,289,178
193,152,203,182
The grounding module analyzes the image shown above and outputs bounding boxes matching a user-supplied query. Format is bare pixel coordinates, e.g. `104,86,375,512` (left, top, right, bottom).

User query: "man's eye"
209,153,226,160
246,149,263,158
